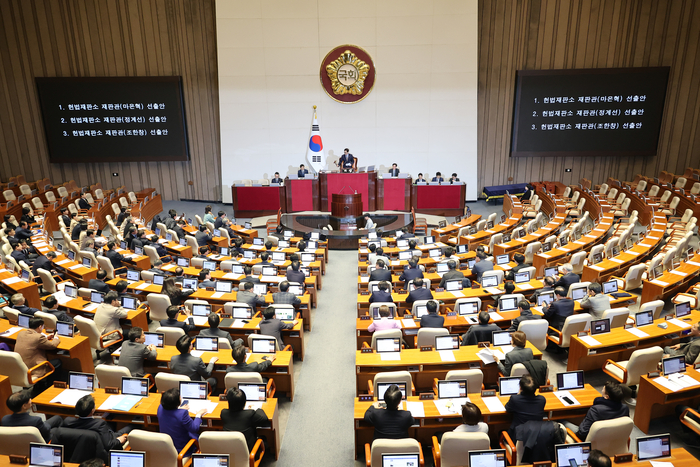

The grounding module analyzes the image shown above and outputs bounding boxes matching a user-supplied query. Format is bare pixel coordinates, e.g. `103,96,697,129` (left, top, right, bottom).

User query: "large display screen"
511,67,670,157
35,76,189,163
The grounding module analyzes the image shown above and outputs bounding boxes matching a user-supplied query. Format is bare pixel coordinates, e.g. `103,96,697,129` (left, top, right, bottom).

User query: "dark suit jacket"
88,279,110,293
431,177,444,183
105,249,124,269
116,212,127,226
170,353,216,381
78,198,91,210
214,217,225,229
473,260,494,283
286,270,306,284
1,412,55,441
439,269,465,288
259,318,294,349
297,169,309,177
508,310,542,332
511,263,531,273
553,272,580,293
369,268,392,283
221,408,269,450
543,299,575,330
71,224,83,241
369,290,393,304
62,416,122,450
195,231,212,246
173,226,187,240
505,393,547,436
236,290,266,310
225,359,273,373
399,267,423,288
118,341,157,377
363,406,416,440
14,304,39,316
461,323,501,346
271,291,301,306
497,346,534,375
576,397,629,440
11,250,28,264
388,168,399,176
15,228,32,241
420,313,444,328
159,318,196,333
406,287,433,304
240,276,261,284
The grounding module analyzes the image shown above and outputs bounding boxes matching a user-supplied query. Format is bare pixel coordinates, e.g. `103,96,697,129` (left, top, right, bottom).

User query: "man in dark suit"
531,276,556,302
63,395,130,450
173,220,188,241
88,270,111,293
461,311,501,346
214,211,227,229
387,163,399,177
77,193,92,210
494,331,533,375
297,164,309,178
414,173,426,184
237,281,267,311
271,172,283,184
131,230,147,251
259,306,297,349
439,260,466,288
271,281,301,306
116,207,128,226
71,220,86,241
15,221,33,241
220,387,270,451
399,258,423,289
431,172,444,183
150,235,169,257
369,281,394,304
104,241,124,269
60,208,72,230
507,301,542,332
363,384,416,440
286,261,306,284
553,263,580,294
472,252,494,284
337,148,355,172
504,375,546,436
32,251,58,278
171,334,219,392
11,241,31,265
2,389,63,441
117,327,157,378
197,269,216,289
511,253,530,273
195,225,212,247
199,313,243,349
258,252,273,267
369,260,392,282
406,278,433,304
11,293,40,316
160,305,196,333
42,296,74,323
563,381,630,441
543,287,574,331
226,344,274,373
419,300,444,328
240,266,261,285
449,173,460,184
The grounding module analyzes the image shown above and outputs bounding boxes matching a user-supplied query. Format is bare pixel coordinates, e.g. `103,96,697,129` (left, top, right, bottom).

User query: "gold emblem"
325,50,370,96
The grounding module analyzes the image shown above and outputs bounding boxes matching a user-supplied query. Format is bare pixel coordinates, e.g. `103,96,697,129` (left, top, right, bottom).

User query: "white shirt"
365,218,376,230
454,422,489,434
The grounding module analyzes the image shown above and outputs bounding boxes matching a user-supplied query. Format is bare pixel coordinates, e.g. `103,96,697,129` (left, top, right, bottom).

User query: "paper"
653,376,685,392
404,401,425,418
211,292,225,298
439,350,456,362
649,462,675,467
433,398,468,416
68,264,83,270
83,303,99,311
56,259,71,265
401,319,417,328
588,265,603,271
650,280,669,287
360,277,369,283
609,258,624,264
380,352,401,361
489,312,504,321
182,399,218,416
626,327,649,338
500,265,512,271
229,319,247,328
450,291,465,298
482,397,506,413
540,254,550,259
112,345,122,356
476,348,496,365
671,270,688,277
667,318,692,329
50,389,93,406
191,316,208,326
639,243,652,248
579,335,601,346
485,287,503,295
191,350,205,357
574,240,586,245
517,284,533,290
687,261,700,267
554,391,581,406
559,247,570,252
0,326,24,336
675,374,700,389
98,395,142,411
500,345,514,354
1,276,22,285
136,282,151,290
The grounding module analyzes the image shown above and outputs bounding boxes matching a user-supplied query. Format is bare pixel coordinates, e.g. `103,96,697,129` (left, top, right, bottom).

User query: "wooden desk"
52,296,149,331
641,253,700,304
411,183,465,216
492,213,567,257
377,177,411,211
567,310,700,372
0,376,12,419
285,178,320,212
634,368,700,434
0,456,79,467
231,185,286,218
0,270,41,309
430,214,481,243
0,320,94,373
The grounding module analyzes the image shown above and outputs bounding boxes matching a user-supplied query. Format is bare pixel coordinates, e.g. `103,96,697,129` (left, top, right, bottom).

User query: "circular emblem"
320,45,376,104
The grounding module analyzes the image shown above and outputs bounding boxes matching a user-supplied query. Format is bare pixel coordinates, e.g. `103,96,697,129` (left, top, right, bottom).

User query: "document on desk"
482,397,506,413
50,389,93,406
579,335,602,347
404,401,425,418
136,282,151,290
626,327,649,338
191,350,205,358
1,276,22,285
162,264,176,272
517,284,534,290
488,312,504,321
476,348,503,365
83,303,99,312
539,254,550,259
359,249,368,254
653,376,687,392
182,399,218,416
68,264,83,270
229,319,247,328
211,292,226,298
485,287,503,295
667,318,692,329
650,279,669,287
56,259,71,266
639,243,652,248
439,350,456,362
0,326,24,337
500,264,512,271
433,398,468,416
380,352,401,361
53,291,70,305
223,273,242,280
98,395,142,411
554,391,581,406
500,345,514,354
609,258,624,264
360,277,369,283
450,291,465,298
687,261,700,267
588,265,603,271
649,462,675,467
192,316,208,326
401,319,417,328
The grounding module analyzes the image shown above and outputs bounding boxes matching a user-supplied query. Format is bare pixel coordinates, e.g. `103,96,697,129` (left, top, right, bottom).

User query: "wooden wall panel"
478,0,700,192
0,0,220,201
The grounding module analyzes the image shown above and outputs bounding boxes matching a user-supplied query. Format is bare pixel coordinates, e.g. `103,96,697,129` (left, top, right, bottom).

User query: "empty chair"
481,269,504,284
442,369,483,394
0,350,55,389
74,315,123,356
33,311,57,331
95,364,131,388
156,326,185,346
518,319,548,352
602,308,630,328
366,438,423,467
690,182,700,195
415,328,449,347
199,431,265,467
223,372,275,399
676,177,688,189
146,293,172,321
127,429,193,467
568,198,586,217
155,373,190,393
603,346,663,387
569,251,587,275
647,185,660,198
636,300,665,320
432,432,490,467
662,196,680,216
523,241,541,264
548,314,592,349
0,426,44,456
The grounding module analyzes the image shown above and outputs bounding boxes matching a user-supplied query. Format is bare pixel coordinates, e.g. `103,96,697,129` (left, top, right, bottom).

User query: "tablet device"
215,281,232,293
120,296,137,310
492,331,512,347
121,377,149,397
555,443,591,467
496,254,510,266
194,336,218,352
153,274,165,286
376,382,407,401
590,318,610,335
556,371,585,391
468,450,506,467
56,321,74,338
498,376,521,396
437,379,467,399
434,335,459,350
29,443,63,467
636,434,671,461
602,280,618,294
110,450,145,467
662,355,685,376
544,266,558,278
143,332,164,348
635,310,654,327
375,337,401,353
570,287,587,301
481,275,498,288
191,304,211,316
675,301,691,318
537,292,554,306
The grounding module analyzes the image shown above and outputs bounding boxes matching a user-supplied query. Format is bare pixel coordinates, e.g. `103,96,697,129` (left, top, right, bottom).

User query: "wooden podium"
331,193,362,218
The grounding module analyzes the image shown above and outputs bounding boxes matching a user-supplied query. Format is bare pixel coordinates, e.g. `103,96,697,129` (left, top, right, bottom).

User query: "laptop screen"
134,246,144,256
423,236,435,244
301,253,315,263
499,297,518,312
381,453,420,467
445,279,462,291
253,283,267,295
635,310,654,327
496,254,510,265
376,382,407,401
555,443,591,467
434,335,459,350
191,304,211,317
481,275,498,288
183,278,198,290
590,318,610,335
67,250,76,261
437,380,467,399
537,292,554,306
127,270,140,281
179,381,208,400
153,274,165,286
120,241,127,250
231,264,244,275
544,266,558,277
219,247,229,256
396,239,409,248
556,371,585,391
194,337,219,352
143,332,164,348
272,251,286,262
56,321,74,338
591,252,602,264
110,450,145,467
375,337,401,353
275,308,295,321
121,377,149,397
18,313,31,328
29,443,62,467
288,285,304,296
514,271,530,283
238,383,267,402
203,260,216,271
492,331,512,347
165,233,172,241
262,266,276,276
542,242,552,252
662,356,686,376
675,302,691,318
64,284,77,298
69,372,95,391
253,237,264,245
179,238,186,246
231,307,253,319
429,249,441,258
82,257,91,267
251,338,276,353
499,376,521,396
458,302,478,316
368,232,377,239
570,287,587,301
602,280,618,294
121,296,137,310
436,262,449,273
467,450,506,467
467,259,476,270
177,257,190,267
456,244,468,254
215,281,232,293
636,434,671,461
398,251,412,261
284,230,293,238
91,291,104,304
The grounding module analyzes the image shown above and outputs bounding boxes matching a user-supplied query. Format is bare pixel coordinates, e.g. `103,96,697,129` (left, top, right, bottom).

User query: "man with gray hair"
553,263,579,294
580,282,611,319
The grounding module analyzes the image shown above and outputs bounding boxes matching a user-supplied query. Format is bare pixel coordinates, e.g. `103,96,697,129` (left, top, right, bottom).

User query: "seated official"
199,313,243,348
32,251,59,278
271,172,283,184
16,316,61,383
507,301,541,332
449,173,460,184
494,331,533,376
369,281,394,304
579,282,610,319
226,344,274,373
414,173,426,184
171,335,219,392
71,220,87,241
496,281,516,305
364,213,375,230
439,260,467,289
286,261,305,284
399,257,423,289
64,395,131,450
543,286,574,331
363,384,416,440
15,221,33,241
173,220,188,241
563,381,631,441
473,252,494,284
258,252,272,267
161,305,197,333
116,207,128,226
388,163,399,177
259,306,296,350
77,193,92,210
11,241,34,265
196,245,211,259
149,235,169,257
368,305,400,333
20,207,36,225
114,280,132,300
240,265,261,285
94,291,128,345
664,321,700,363
511,253,530,273
157,388,206,456
195,225,212,247
431,172,444,183
2,389,63,441
369,247,390,267
406,278,433,304
198,269,216,289
419,300,444,328
42,296,74,324
173,267,186,285
337,148,355,171
587,450,612,467
118,327,157,378
461,311,500,346
12,292,39,316
221,388,269,451
104,241,125,269
407,239,421,257
88,270,111,294
297,164,309,178
237,281,266,311
454,402,488,433
553,263,579,294
531,276,555,301
214,211,227,229
272,281,301,307
162,276,194,307
369,260,391,282
504,375,546,437
202,205,215,225
81,239,99,258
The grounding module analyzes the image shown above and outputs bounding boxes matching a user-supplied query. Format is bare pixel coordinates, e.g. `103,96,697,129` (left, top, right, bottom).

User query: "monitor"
542,242,552,252
121,377,149,397
381,454,420,467
120,241,127,250
368,232,378,240
456,244,468,254
56,242,63,252
143,332,164,348
445,279,463,291
179,238,186,246
492,331,512,347
591,252,603,264
556,371,585,391
238,383,266,402
251,338,276,354
262,266,277,276
602,280,618,294
56,321,74,338
155,227,161,236
271,251,286,262
570,287,587,301
183,278,198,290
301,252,315,263
244,222,252,229
110,451,145,467
120,296,137,310
252,237,264,246
194,337,219,352
18,313,31,328
436,262,449,273
398,251,412,261
274,308,295,321
499,297,518,312
307,242,318,251
67,250,75,261
253,283,267,295
429,249,441,258
457,301,479,316
675,301,691,318
376,382,407,401
537,292,554,307
90,291,104,304
413,305,428,319
29,443,62,467
179,381,208,401
81,257,91,267
487,220,494,229
177,257,190,267
375,337,401,353
126,270,140,281
134,246,144,256
636,434,671,461
191,304,211,316
69,371,95,391
215,281,232,293
437,380,467,399
481,275,498,288
434,335,459,351
662,356,686,376
514,271,530,283
502,234,511,243
555,443,591,467
423,236,435,244
231,264,244,274
496,254,510,265
153,274,165,286
288,284,304,296
590,318,610,335
544,266,558,277
310,232,320,240
372,306,396,319
64,284,77,298
467,259,476,270
467,450,506,467
635,310,654,327
284,230,293,238
219,246,229,256
499,376,521,396
203,260,216,271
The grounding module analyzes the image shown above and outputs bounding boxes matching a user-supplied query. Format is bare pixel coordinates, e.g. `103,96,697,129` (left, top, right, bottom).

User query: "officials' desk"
411,183,465,216
0,320,94,372
377,176,411,211
285,177,320,212
0,270,41,309
634,368,700,434
147,347,295,401
641,253,700,304
492,213,567,257
231,184,286,218
353,384,599,456
566,310,700,372
31,387,281,459
354,342,542,395
0,376,12,419
320,171,377,212
430,214,481,243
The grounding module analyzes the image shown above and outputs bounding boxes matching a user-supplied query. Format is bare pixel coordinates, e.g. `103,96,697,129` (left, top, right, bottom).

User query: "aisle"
273,250,362,466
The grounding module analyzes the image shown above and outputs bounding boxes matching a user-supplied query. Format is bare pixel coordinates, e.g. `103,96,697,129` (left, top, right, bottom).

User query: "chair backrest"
690,182,700,195
96,256,116,280
523,242,541,263
482,270,503,283
445,369,483,394
571,190,580,203
186,235,198,255
623,264,646,290
370,438,421,467
155,373,190,393
373,371,412,394
75,315,112,351
602,308,629,328
248,334,281,351
638,299,664,320
567,281,591,299
146,293,172,321
34,311,57,331
416,328,449,347
564,186,573,197
370,329,403,349
636,180,647,191
126,430,179,467
607,188,618,200
559,314,593,347
156,223,168,237
166,229,179,243
368,302,398,318
510,363,530,377
95,364,131,388
440,432,490,467
676,177,687,189
155,326,185,346
518,319,549,351
37,268,59,294
587,417,634,456
224,372,264,391
625,346,664,386
198,431,251,466
0,350,31,387
648,185,659,197
0,426,44,456
143,245,160,266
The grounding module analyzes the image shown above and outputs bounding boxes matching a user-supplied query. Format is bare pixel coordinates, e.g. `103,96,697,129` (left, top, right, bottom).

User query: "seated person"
369,247,390,268
587,450,612,467
271,281,301,307
104,241,124,269
171,335,219,393
258,252,272,266
63,395,131,450
195,225,212,247
198,313,243,349
494,331,533,376
297,164,309,178
118,327,157,378
511,253,530,273
173,220,188,241
157,388,207,456
226,343,274,373
454,402,488,433
2,389,63,441
237,281,266,311
221,388,269,451
32,251,59,278
419,300,443,328
449,173,460,184
162,276,194,306
363,384,416,440
15,221,33,241
271,172,283,184
88,270,111,293
214,211,227,229
369,281,393,304
337,148,355,171
364,213,375,230
195,246,210,259
531,276,556,301
388,163,399,177
20,207,36,226
240,265,261,285
496,281,516,304
150,235,169,257
414,173,426,184
473,252,494,284
406,278,433,304
116,207,129,226
286,261,305,284
439,260,467,288
11,241,34,265
197,269,216,289
664,321,700,363
461,311,500,346
160,305,196,333
369,260,391,282
579,282,611,319
259,306,297,350
11,292,39,316
399,257,423,289
15,316,61,383
367,305,400,333
563,381,630,441
94,291,128,346
114,280,131,300
431,172,444,183
504,375,546,436
553,263,579,294
42,295,74,323
543,286,574,331
507,301,541,332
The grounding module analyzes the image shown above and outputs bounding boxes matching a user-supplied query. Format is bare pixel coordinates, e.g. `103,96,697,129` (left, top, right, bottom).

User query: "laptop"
203,260,216,270
467,450,506,467
396,239,409,248
611,245,620,257
457,301,479,317
251,338,277,354
253,283,267,295
177,257,190,267
636,434,671,461
492,331,512,347
436,262,450,274
662,356,686,376
429,249,441,258
398,250,412,261
261,266,277,277
230,306,253,319
69,371,96,391
381,453,420,467
467,258,476,270
542,242,552,252
481,275,498,288
590,318,610,335
64,284,78,299
537,292,554,307
126,270,140,282
499,297,518,312
274,307,296,321
67,250,75,261
434,335,459,350
143,332,164,348
496,254,510,266
499,376,521,396
244,222,253,230
243,251,255,261
544,266,558,277
110,451,145,467
271,251,286,263
215,281,233,293
134,246,144,256
153,274,165,286
412,305,428,319
556,371,585,391
591,252,603,264
289,284,304,296
231,264,244,274
375,337,401,354
675,302,692,318
29,443,63,467
192,304,212,317
376,382,407,401
165,233,173,242
514,271,530,283
570,287,587,301
437,379,467,399
284,230,293,239
179,381,208,405
456,244,468,254
219,246,229,256
445,279,463,291
179,238,187,246
90,291,104,304
81,257,91,268
183,278,198,290
310,232,320,241
372,306,396,319
635,310,654,327
120,296,137,310
368,232,378,240
555,443,591,467
56,321,74,338
486,220,494,229
602,280,618,294
301,252,315,263
121,377,149,397
155,227,161,236
194,336,218,352
252,237,264,246
18,313,31,328
423,236,435,245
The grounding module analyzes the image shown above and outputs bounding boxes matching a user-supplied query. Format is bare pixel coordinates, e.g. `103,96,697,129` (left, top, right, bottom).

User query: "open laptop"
537,291,554,307
262,266,277,276
183,278,198,290
179,381,208,406
251,337,277,354
231,264,244,275
495,254,510,266
177,257,190,267
590,318,610,335
467,450,506,467
153,274,165,286
662,355,686,376
376,337,401,354
253,283,267,295
288,284,304,296
398,250,412,261
90,291,104,304
437,379,467,399
253,237,264,246
110,450,145,467
570,287,587,301
514,271,530,283
64,284,78,299
428,248,441,258
271,251,286,264
457,301,479,317
230,306,253,319
436,262,450,274
636,434,671,461
18,313,31,328
555,443,591,467
301,252,315,263
121,377,149,397
274,307,296,322
380,453,420,467
219,246,229,256
396,239,409,248
126,270,140,282
134,246,144,256
492,330,512,347
243,250,256,260
445,279,463,292
434,335,459,350
675,301,692,319
498,296,518,312
29,443,63,467
635,310,654,327
194,336,219,352
192,304,212,317
376,382,407,401
556,371,585,391
202,260,216,271
481,275,498,288
456,244,468,254
56,321,74,338
499,376,521,396
544,266,558,278
215,281,233,293
238,382,267,405
120,296,138,310
69,371,96,391
143,332,164,348
590,252,603,265
423,236,435,245
191,455,231,467
466,258,476,270
602,280,618,294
